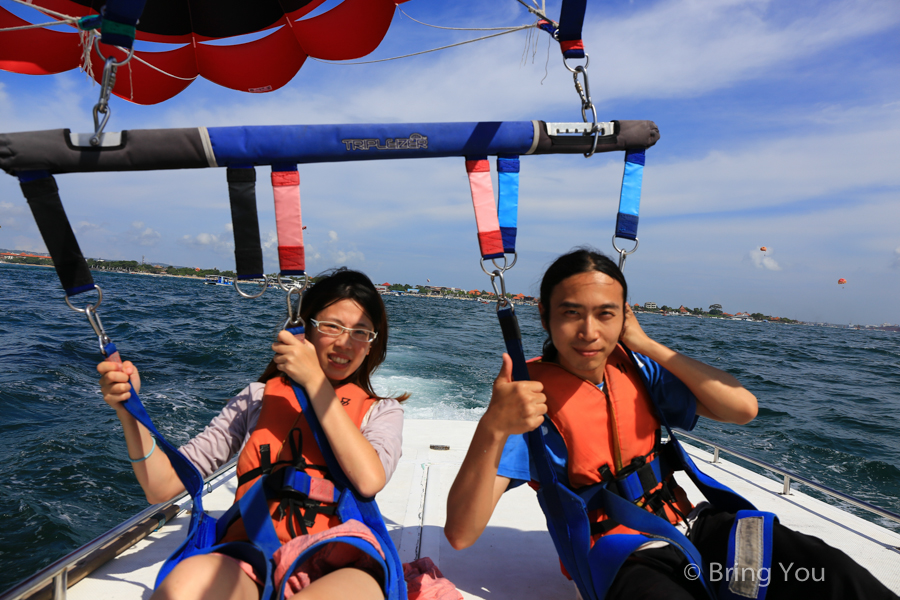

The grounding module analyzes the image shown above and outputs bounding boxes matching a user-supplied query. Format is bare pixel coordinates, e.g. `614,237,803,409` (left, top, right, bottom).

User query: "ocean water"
1,263,899,593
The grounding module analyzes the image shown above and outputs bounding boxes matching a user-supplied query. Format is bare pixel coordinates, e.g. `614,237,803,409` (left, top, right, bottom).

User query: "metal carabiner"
282,278,310,330
91,56,117,146
490,269,511,311
233,276,267,299
85,304,112,355
612,235,640,271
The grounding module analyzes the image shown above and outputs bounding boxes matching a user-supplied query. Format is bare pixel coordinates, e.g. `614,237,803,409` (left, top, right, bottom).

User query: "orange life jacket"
220,376,377,545
528,345,693,542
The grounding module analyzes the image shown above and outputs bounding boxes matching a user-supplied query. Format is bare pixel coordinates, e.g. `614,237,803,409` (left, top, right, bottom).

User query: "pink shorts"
221,520,384,598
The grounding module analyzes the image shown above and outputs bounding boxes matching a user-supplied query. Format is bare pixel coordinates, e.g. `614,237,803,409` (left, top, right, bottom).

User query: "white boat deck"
66,419,900,599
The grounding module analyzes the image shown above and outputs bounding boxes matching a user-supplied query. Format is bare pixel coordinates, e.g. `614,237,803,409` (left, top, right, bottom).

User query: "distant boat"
204,275,233,286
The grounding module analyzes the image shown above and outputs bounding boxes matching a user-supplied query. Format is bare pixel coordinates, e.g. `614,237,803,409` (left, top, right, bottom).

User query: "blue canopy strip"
614,150,645,241
496,156,519,254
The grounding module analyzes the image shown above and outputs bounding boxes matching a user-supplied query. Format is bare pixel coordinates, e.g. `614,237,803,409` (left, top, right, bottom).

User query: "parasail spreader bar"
0,120,659,176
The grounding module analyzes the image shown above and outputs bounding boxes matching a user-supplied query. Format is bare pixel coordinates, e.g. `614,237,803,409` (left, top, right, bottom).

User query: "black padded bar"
532,120,660,155
0,128,211,175
20,176,95,295
227,168,264,279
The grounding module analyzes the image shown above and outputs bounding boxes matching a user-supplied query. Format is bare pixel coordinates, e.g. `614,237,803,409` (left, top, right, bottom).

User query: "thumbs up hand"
483,353,547,436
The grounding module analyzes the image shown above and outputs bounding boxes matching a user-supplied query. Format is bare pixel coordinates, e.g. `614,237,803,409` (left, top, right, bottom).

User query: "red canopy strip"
0,7,82,75
465,158,505,260
272,168,305,275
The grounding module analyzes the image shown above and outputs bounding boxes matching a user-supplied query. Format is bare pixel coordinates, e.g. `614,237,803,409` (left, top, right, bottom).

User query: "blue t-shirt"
497,352,698,489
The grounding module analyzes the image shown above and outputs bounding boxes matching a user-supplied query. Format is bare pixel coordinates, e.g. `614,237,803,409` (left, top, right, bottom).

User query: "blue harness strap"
287,377,407,600
718,510,777,600
496,156,519,254
614,150,645,242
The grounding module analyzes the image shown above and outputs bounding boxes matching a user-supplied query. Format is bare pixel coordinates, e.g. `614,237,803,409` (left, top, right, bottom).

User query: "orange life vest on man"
528,344,693,542
220,376,377,545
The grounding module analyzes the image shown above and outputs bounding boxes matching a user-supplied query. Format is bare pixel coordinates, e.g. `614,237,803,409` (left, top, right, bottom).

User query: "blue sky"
1,0,898,324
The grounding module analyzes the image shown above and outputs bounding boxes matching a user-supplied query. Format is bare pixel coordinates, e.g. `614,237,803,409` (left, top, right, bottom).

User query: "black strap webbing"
20,175,95,296
227,167,264,280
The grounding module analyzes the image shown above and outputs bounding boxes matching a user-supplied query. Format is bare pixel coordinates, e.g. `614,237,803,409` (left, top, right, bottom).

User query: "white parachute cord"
80,30,94,81
397,6,531,32
0,19,72,31
312,25,535,66
130,52,197,81
4,0,79,22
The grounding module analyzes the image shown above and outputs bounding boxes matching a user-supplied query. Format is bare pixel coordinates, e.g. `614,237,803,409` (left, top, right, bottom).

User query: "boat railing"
676,431,900,528
0,459,237,600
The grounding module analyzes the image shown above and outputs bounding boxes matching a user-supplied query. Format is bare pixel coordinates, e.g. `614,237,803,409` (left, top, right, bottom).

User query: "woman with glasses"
97,268,414,600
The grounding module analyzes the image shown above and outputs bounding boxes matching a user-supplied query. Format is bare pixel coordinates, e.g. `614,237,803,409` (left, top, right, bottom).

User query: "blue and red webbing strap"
18,173,96,297
536,0,587,60
99,0,145,48
556,0,587,59
466,156,519,260
272,165,306,277
227,167,265,280
497,156,519,254
614,150,645,242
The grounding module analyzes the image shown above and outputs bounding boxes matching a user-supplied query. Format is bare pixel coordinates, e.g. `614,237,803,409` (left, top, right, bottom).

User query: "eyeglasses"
309,319,378,343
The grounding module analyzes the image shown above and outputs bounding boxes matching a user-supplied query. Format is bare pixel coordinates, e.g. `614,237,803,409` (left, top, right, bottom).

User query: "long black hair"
539,248,628,362
259,268,408,401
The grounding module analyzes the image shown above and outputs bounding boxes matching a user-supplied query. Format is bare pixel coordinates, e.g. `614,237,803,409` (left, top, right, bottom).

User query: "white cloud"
328,230,339,241
893,247,900,269
225,223,233,231
126,222,161,247
749,248,782,271
180,231,231,254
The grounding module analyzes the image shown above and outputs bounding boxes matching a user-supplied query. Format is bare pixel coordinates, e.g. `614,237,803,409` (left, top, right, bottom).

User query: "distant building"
644,302,657,309
679,306,689,313
375,285,387,293
407,288,419,294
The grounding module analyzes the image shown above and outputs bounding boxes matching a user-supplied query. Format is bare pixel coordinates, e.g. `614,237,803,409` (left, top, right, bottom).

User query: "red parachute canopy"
0,0,410,105
838,278,847,285
760,246,767,252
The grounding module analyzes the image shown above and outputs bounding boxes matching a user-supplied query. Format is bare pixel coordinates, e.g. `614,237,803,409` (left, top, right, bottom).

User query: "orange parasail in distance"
838,278,847,285
760,246,767,252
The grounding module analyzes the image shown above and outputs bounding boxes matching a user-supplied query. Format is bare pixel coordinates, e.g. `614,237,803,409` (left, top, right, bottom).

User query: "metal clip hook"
282,278,309,330
565,54,600,157
85,304,111,355
612,235,640,271
89,34,135,146
490,269,511,311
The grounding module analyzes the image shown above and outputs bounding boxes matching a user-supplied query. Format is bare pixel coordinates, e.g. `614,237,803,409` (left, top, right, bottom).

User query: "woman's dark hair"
539,248,628,362
258,268,408,402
